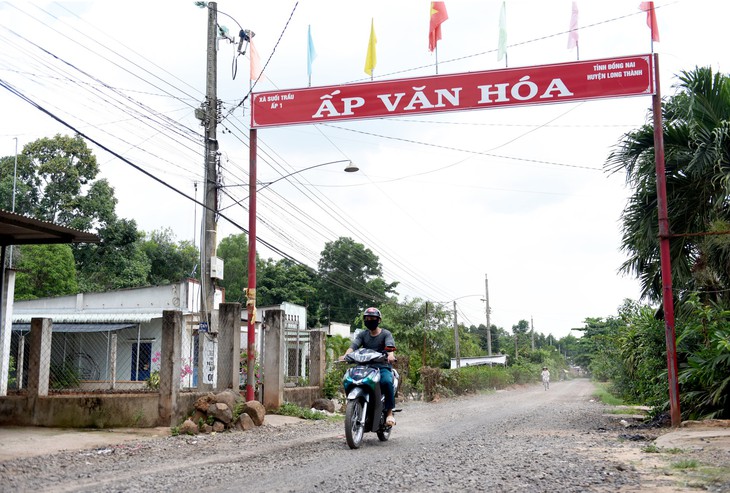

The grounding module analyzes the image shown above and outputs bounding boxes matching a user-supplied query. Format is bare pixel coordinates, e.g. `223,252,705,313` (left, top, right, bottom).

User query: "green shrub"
274,402,327,420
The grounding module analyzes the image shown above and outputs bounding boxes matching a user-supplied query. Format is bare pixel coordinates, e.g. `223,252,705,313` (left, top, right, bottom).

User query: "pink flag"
567,2,579,49
250,39,262,80
639,2,660,42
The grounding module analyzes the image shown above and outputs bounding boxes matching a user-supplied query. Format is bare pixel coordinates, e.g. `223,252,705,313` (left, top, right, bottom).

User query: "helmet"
363,307,381,319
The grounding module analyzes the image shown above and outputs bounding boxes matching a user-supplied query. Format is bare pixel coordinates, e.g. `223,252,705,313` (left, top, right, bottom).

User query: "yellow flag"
364,18,377,77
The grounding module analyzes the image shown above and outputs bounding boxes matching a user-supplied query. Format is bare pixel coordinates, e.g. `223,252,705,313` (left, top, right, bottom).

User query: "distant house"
255,302,308,384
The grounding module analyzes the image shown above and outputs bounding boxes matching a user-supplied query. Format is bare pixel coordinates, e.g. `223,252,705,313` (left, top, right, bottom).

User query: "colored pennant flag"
307,25,317,79
497,1,507,61
250,38,261,80
428,1,448,52
639,2,660,42
567,1,579,49
364,18,377,77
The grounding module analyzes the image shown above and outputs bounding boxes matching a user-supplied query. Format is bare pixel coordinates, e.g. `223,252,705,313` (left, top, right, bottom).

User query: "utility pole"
531,316,535,351
453,301,460,369
197,1,220,391
484,274,491,356
422,301,428,367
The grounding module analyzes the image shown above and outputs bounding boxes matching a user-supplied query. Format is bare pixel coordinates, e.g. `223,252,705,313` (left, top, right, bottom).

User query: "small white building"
10,279,223,390
327,322,351,339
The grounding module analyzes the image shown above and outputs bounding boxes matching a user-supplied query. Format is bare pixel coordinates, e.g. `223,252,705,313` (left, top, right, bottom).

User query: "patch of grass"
592,386,624,406
273,402,327,420
642,444,683,454
671,459,699,470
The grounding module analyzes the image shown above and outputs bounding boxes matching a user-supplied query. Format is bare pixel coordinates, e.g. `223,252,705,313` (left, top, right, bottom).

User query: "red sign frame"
251,54,653,128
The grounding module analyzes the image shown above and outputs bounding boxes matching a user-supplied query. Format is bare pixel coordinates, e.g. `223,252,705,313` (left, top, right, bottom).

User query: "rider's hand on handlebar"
387,352,396,363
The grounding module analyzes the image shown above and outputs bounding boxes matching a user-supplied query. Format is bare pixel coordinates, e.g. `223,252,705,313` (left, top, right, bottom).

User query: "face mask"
364,319,379,330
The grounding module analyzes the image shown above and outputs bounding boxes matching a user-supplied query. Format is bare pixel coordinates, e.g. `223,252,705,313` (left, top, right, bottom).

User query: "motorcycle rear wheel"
345,399,365,449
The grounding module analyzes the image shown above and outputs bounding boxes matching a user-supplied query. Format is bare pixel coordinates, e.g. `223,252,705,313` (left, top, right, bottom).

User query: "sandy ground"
0,414,304,461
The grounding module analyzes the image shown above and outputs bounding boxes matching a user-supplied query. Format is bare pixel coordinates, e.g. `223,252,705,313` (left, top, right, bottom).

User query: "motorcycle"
342,348,400,449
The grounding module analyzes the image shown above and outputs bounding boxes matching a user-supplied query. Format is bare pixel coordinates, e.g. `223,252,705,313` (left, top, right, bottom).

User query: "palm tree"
606,67,730,306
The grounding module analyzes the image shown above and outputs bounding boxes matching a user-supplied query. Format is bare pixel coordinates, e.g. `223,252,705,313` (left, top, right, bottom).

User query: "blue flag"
307,25,317,79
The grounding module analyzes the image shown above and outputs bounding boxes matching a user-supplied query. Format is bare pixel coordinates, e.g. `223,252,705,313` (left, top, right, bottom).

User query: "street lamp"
245,156,358,401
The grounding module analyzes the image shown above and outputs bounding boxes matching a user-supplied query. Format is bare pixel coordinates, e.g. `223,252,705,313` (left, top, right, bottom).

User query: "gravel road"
1,379,727,492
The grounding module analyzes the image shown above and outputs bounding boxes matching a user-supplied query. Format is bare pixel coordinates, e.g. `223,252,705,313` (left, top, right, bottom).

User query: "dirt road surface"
0,379,727,492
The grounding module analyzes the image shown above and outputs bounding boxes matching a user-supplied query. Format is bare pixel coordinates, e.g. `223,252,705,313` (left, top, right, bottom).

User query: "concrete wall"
283,386,322,409
0,391,211,428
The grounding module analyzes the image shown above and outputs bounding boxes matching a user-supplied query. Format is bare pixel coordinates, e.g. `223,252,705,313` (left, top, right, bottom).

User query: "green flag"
498,2,507,61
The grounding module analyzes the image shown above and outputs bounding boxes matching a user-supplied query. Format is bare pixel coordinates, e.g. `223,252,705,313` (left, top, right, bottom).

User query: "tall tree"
317,237,398,326
14,244,78,299
19,134,117,231
216,233,250,304
0,153,36,214
606,67,730,303
75,218,149,292
258,258,319,324
140,228,198,285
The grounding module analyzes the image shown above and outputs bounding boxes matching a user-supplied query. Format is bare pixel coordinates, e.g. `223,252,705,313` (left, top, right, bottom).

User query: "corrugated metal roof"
12,323,137,333
0,209,99,246
12,313,163,323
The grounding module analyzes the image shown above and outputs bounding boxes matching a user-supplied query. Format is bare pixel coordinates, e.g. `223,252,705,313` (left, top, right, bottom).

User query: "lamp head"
344,162,359,173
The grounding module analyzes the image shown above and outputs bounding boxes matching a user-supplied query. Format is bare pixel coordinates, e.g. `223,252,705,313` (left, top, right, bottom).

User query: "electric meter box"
210,256,224,280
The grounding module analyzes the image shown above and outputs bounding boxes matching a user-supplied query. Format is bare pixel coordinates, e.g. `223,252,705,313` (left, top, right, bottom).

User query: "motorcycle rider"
342,307,397,426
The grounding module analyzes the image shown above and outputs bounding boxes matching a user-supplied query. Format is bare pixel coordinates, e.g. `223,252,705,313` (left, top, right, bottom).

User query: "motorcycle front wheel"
345,399,365,449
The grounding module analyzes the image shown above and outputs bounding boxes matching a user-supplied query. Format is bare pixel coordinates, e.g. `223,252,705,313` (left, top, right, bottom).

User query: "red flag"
429,1,448,52
639,2,660,42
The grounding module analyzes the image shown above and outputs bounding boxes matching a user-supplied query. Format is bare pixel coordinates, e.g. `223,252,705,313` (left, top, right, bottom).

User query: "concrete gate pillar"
158,310,182,427
309,329,326,391
0,268,15,395
27,317,51,397
217,302,241,390
263,309,285,409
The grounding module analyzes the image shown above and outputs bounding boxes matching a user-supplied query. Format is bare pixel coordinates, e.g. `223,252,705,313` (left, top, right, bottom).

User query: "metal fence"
8,322,203,393
284,314,310,386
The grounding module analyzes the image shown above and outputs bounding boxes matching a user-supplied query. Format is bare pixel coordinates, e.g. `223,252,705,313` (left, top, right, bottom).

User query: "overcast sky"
1,0,727,339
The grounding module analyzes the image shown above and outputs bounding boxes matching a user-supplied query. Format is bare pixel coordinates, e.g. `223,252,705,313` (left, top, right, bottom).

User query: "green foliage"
146,370,160,390
217,233,249,304
274,402,327,420
18,134,118,231
676,295,730,419
139,228,198,285
592,382,626,406
317,237,398,326
323,365,346,399
607,67,730,302
258,258,319,326
14,244,78,299
442,365,513,394
507,361,540,385
49,361,81,389
420,365,520,401
323,336,350,399
75,218,150,292
8,355,16,387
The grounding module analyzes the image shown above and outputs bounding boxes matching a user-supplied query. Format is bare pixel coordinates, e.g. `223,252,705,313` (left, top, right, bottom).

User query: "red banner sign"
251,54,653,128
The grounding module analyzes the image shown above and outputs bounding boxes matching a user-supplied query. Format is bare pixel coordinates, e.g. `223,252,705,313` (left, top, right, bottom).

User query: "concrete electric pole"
453,301,460,369
484,274,491,356
196,1,220,391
